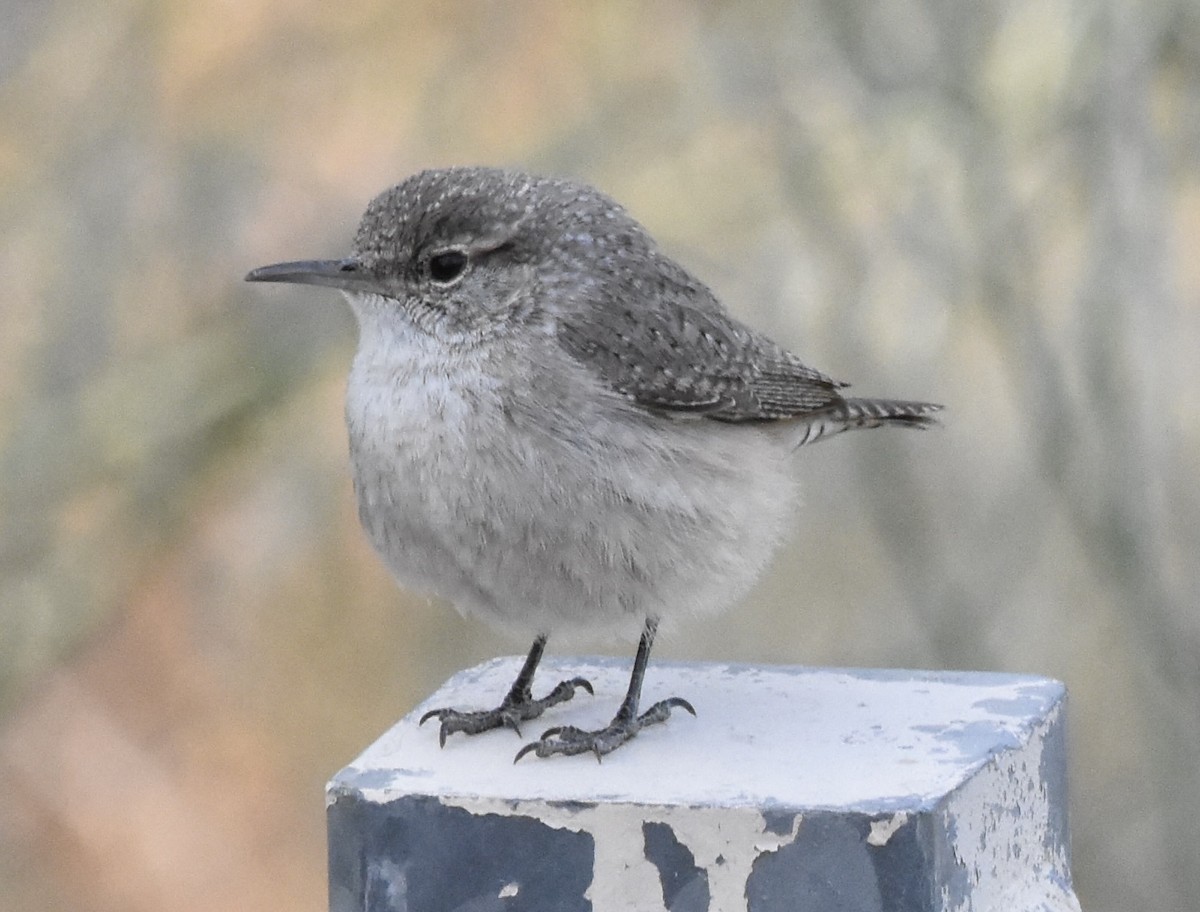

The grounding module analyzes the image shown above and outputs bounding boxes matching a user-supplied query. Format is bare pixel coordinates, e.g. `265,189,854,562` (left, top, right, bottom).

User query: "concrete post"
327,658,1080,912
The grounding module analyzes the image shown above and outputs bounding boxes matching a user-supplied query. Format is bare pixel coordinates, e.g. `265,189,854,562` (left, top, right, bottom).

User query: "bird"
245,166,941,762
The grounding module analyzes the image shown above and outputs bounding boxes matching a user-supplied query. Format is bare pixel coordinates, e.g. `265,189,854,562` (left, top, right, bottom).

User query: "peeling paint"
867,811,910,846
327,659,1080,912
433,793,804,912
936,703,1080,912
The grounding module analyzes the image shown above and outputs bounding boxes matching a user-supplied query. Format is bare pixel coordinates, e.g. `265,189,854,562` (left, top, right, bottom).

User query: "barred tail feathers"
791,398,942,448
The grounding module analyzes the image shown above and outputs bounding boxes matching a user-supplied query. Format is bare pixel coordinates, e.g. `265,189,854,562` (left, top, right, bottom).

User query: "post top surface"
330,659,1063,812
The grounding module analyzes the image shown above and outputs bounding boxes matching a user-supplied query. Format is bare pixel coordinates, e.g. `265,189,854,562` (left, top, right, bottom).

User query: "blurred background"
1,1,1197,909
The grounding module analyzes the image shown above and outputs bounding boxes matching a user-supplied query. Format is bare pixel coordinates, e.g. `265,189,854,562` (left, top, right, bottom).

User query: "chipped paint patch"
867,811,910,846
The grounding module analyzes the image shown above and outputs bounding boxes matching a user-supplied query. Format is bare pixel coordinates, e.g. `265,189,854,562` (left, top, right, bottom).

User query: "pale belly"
344,336,798,638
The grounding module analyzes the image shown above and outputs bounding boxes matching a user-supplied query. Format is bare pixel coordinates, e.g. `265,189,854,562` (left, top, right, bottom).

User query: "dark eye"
428,249,468,284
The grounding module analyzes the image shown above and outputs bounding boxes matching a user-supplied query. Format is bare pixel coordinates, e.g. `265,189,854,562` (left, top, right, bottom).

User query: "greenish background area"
2,2,1197,910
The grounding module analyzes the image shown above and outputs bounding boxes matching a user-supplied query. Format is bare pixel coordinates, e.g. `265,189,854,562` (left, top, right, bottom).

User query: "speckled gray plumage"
350,167,938,432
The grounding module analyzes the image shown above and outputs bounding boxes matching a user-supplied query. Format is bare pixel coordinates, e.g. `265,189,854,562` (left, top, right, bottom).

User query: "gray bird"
246,167,941,761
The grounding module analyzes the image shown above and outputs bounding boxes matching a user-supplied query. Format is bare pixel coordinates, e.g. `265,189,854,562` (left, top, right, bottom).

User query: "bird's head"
246,166,653,347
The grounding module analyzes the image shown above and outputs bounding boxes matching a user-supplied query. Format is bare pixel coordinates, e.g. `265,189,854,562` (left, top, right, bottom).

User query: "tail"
791,397,943,448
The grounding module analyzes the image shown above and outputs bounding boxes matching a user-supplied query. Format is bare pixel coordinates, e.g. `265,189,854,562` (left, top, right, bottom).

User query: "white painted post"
327,658,1081,912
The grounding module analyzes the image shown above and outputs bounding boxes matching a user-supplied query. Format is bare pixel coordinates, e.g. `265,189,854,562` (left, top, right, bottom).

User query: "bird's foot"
514,696,695,762
419,677,593,747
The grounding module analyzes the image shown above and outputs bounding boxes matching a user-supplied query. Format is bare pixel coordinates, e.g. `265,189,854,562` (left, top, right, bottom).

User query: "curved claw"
417,708,454,746
513,741,542,764
501,715,524,737
665,697,696,717
568,677,595,696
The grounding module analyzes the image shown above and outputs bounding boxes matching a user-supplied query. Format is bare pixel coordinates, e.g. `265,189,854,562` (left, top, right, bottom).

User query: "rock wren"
246,166,941,761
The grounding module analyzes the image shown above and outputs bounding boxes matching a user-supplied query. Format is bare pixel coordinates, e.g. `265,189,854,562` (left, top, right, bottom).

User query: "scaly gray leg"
514,618,694,762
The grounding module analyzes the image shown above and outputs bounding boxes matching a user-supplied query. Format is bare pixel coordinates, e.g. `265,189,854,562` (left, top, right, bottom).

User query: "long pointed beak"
244,257,379,292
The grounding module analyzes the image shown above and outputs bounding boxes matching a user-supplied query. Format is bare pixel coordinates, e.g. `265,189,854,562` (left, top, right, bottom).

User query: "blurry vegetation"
1,2,1198,911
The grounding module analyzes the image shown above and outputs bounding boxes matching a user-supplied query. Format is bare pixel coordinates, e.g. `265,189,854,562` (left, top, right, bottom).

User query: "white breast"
341,294,799,640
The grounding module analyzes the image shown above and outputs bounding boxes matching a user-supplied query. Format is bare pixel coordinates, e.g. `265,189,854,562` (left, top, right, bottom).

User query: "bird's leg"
420,635,593,746
515,618,695,762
